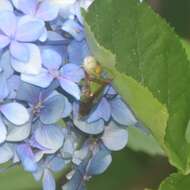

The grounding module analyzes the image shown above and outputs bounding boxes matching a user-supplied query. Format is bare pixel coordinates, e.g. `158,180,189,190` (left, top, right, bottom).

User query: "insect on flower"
80,56,112,117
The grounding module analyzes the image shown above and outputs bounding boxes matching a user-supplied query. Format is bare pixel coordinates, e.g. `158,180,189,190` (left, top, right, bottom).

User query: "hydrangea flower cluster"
0,0,137,190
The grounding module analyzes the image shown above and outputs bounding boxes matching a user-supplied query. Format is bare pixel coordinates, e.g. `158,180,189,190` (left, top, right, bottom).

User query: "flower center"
49,69,60,79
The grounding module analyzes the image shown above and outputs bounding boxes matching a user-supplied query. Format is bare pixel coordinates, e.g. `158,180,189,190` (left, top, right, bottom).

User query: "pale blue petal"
16,144,37,172
110,97,137,126
62,97,72,118
48,156,66,172
61,64,85,83
11,43,42,75
104,85,117,96
68,40,90,65
62,161,87,190
6,121,31,142
70,1,83,23
0,117,7,144
43,169,56,190
101,121,128,151
36,0,58,21
42,48,62,70
12,0,37,15
16,82,41,105
74,118,104,135
33,167,43,181
73,103,105,134
79,0,94,10
21,68,53,88
72,145,89,165
0,73,9,100
1,102,29,125
0,0,13,12
62,19,84,41
40,94,65,124
87,98,111,123
59,78,81,100
47,31,65,40
10,41,29,62
0,143,13,164
7,75,21,99
39,27,48,42
87,149,112,175
61,137,74,159
16,16,44,42
34,125,64,152
0,34,10,49
0,11,17,36
0,51,14,79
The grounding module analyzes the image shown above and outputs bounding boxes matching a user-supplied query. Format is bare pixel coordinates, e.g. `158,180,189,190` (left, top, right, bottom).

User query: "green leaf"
84,0,190,173
0,166,40,190
159,173,190,190
128,126,164,156
181,39,190,61
0,164,66,190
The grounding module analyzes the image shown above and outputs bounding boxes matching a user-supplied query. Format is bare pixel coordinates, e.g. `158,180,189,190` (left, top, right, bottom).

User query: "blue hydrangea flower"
12,0,59,42
0,11,44,74
0,1,140,190
21,48,85,100
12,0,59,21
16,82,68,124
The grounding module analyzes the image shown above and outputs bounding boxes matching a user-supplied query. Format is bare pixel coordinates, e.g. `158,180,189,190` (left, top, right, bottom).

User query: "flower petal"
68,40,90,65
47,156,66,172
10,41,29,62
42,169,56,190
42,48,62,70
12,0,37,15
34,125,64,152
0,51,14,79
62,19,84,41
1,102,29,125
17,144,37,172
59,78,81,100
36,0,58,21
62,160,87,190
87,149,112,175
62,97,72,118
16,16,44,42
0,117,7,144
6,121,31,142
0,143,13,164
21,68,53,88
0,0,13,12
74,118,104,135
11,43,42,75
0,11,17,36
0,72,9,100
0,34,10,49
16,82,41,105
87,98,111,123
101,121,128,151
39,27,48,42
7,75,21,99
40,94,65,124
110,97,137,126
61,64,85,83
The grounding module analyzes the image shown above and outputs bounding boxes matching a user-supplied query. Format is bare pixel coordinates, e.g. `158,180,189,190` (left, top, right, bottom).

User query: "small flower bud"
83,56,101,76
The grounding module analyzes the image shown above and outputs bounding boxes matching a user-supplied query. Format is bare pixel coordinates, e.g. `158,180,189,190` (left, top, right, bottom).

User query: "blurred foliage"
88,149,174,190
